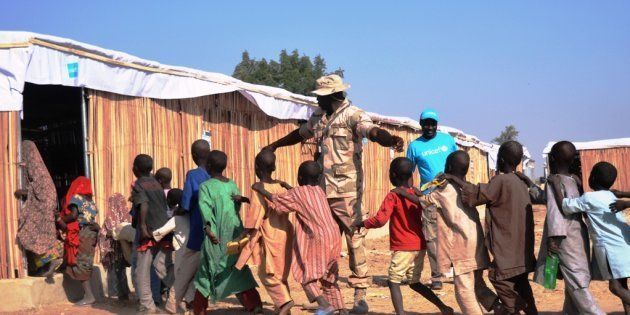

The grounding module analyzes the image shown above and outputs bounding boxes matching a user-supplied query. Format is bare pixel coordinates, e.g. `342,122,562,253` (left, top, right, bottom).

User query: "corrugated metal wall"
0,111,24,279
580,147,630,191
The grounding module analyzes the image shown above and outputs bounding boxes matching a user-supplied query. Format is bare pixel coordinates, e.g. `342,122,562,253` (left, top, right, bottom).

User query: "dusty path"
22,206,626,314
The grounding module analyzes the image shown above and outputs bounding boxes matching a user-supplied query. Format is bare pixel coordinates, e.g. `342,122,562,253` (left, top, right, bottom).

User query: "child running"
235,150,294,315
353,157,453,315
552,162,630,314
252,160,345,315
534,141,604,314
192,150,263,315
396,151,501,314
445,141,538,315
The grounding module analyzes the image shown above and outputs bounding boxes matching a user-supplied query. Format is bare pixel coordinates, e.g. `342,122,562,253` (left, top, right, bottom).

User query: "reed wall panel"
580,147,630,191
87,90,491,228
0,111,23,279
0,90,491,279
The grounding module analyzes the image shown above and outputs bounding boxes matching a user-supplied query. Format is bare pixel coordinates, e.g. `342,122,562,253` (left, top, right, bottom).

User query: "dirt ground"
22,205,626,314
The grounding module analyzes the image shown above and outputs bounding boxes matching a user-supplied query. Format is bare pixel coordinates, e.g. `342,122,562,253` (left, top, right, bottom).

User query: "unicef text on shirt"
421,145,450,157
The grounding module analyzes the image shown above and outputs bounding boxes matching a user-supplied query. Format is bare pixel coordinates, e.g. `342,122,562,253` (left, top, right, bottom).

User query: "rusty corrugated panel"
0,111,24,279
580,147,630,192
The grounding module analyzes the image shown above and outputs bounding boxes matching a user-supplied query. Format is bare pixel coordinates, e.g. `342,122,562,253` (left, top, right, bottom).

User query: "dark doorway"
21,83,86,205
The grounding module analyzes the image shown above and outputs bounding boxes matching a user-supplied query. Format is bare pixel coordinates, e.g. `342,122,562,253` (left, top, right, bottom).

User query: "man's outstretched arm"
263,128,304,152
368,127,404,152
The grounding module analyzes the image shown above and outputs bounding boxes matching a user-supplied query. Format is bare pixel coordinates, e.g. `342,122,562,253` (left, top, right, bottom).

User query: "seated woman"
57,176,100,306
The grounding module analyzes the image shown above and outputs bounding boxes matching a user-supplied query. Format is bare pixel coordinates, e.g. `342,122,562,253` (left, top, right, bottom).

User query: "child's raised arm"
610,199,630,213
251,182,273,200
392,187,431,208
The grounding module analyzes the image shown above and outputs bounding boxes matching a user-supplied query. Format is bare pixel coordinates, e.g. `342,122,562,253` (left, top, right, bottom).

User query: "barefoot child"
553,162,630,314
235,150,294,315
396,151,501,314
534,141,604,314
353,157,453,315
192,150,263,315
446,141,538,315
253,161,346,315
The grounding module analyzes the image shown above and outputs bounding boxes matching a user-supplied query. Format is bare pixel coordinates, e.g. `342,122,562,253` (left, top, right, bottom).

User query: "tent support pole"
81,88,90,178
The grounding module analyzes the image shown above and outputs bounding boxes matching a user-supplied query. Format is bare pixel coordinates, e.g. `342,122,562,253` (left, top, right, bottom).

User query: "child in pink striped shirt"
253,160,344,315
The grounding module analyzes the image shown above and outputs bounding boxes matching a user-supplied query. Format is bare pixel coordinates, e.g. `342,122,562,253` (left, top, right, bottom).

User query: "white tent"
0,31,533,171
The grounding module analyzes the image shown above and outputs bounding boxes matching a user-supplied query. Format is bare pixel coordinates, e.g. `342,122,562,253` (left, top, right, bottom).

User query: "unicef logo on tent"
67,62,78,79
441,145,448,152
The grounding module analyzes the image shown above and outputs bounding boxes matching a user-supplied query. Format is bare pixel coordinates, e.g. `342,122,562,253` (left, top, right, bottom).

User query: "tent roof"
542,138,630,158
0,31,533,162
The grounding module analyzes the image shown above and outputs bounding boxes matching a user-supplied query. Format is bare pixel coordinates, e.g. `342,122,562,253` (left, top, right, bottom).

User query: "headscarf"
99,193,130,267
62,176,93,266
62,176,93,214
16,140,58,255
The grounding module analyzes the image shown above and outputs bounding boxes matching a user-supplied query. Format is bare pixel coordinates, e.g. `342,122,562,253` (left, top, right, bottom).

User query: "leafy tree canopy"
493,125,520,144
233,49,344,95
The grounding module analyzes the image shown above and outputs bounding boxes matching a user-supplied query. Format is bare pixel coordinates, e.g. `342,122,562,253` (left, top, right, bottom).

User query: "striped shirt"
270,185,341,284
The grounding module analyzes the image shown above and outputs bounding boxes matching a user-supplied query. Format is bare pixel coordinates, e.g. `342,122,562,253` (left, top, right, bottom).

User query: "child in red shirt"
353,157,453,315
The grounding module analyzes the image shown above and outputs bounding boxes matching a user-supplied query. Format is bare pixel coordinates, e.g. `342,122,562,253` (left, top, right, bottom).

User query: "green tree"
493,125,520,144
233,49,344,95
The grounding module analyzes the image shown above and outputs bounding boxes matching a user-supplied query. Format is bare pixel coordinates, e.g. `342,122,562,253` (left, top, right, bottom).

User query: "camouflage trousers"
328,195,370,289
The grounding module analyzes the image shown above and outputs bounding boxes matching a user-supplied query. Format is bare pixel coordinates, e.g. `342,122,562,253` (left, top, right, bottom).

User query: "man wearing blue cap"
406,108,458,290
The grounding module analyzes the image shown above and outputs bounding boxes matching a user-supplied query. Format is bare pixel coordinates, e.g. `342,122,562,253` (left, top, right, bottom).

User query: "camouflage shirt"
299,100,377,198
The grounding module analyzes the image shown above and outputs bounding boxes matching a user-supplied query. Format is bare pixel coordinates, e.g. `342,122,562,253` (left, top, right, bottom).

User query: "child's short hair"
155,167,172,182
590,162,617,189
167,188,183,207
298,160,321,178
498,141,523,167
255,150,276,169
445,150,470,175
208,150,228,173
390,157,414,180
134,154,153,174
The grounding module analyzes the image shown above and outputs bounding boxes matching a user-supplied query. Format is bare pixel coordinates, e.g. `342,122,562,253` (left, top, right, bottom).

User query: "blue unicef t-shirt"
406,132,458,190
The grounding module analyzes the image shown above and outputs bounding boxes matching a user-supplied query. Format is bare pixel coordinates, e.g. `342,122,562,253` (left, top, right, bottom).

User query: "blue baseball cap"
420,108,439,122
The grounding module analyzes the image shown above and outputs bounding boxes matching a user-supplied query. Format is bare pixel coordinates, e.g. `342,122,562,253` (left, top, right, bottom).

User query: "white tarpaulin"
1,31,524,161
542,138,630,159
0,31,315,120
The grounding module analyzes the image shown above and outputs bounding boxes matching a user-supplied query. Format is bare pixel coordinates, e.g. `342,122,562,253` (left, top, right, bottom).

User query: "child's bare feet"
278,300,294,315
439,305,454,315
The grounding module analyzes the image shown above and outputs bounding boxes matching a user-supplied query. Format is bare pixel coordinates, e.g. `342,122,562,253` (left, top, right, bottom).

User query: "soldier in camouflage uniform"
263,75,404,314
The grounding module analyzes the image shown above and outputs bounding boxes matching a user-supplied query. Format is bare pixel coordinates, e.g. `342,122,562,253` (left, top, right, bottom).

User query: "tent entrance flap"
21,83,87,207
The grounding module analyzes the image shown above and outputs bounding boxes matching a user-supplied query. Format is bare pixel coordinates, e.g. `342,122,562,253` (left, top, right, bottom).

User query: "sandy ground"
20,205,626,314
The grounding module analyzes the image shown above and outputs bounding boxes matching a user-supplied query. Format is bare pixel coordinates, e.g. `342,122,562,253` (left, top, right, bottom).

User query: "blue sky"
2,1,629,175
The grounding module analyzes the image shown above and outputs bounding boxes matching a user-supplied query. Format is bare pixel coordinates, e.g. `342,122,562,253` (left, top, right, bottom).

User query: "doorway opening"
21,83,87,205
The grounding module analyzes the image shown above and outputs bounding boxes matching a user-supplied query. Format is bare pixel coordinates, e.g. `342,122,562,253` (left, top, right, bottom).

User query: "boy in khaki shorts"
353,157,453,315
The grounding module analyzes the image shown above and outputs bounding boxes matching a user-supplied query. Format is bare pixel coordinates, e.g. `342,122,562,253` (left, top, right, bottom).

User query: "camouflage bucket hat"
311,74,351,96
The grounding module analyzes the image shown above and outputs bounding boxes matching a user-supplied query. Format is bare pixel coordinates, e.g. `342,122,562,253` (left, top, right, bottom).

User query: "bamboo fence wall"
580,147,630,192
88,90,490,225
0,111,24,279
0,89,490,279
